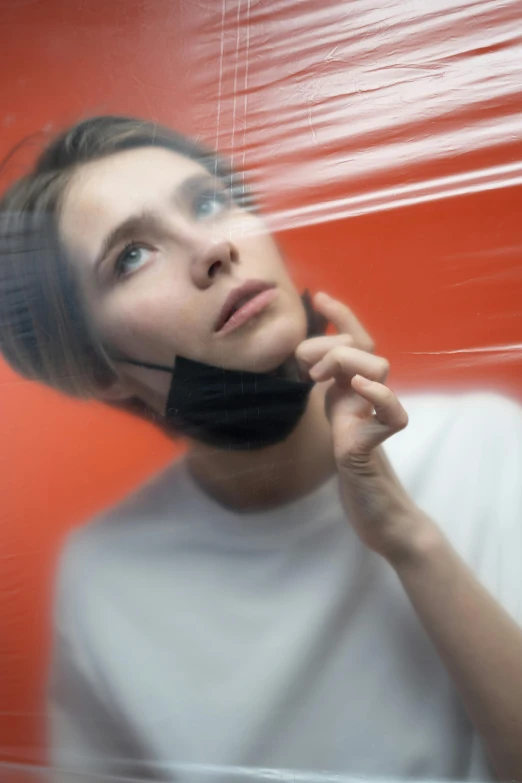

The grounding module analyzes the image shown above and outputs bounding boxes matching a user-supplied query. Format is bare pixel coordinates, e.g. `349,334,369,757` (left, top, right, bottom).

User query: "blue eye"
115,244,152,278
193,189,229,220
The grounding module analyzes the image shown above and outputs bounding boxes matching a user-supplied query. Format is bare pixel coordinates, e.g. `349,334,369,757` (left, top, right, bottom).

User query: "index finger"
313,292,375,353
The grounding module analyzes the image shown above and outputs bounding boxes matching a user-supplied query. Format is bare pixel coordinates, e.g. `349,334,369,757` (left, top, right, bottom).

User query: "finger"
313,292,375,353
310,346,389,384
351,375,409,446
295,334,355,378
333,377,408,459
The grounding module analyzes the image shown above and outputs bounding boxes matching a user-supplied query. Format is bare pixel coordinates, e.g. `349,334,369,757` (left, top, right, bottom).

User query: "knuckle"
295,342,312,362
381,386,395,403
379,357,390,376
329,345,347,363
395,409,409,431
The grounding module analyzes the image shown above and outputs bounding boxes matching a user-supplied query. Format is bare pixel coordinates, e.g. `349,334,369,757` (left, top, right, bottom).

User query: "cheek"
94,286,204,362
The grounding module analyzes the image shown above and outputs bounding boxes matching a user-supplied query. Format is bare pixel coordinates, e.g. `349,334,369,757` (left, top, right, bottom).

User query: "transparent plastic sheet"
0,0,522,782
190,0,522,225
0,769,497,783
185,0,522,377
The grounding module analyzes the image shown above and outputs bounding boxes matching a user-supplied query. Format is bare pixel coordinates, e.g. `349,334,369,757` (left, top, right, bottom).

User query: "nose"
190,236,239,289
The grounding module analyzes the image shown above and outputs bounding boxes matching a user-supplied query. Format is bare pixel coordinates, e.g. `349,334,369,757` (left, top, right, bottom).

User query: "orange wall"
0,0,521,765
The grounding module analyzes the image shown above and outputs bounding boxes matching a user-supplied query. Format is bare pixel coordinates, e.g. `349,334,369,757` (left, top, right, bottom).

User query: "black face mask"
120,291,327,451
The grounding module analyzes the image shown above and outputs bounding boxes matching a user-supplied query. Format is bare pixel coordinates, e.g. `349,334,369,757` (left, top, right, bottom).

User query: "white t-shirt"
49,392,522,783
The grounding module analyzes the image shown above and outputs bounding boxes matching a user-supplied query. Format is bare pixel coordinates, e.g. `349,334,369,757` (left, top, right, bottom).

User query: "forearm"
389,514,522,782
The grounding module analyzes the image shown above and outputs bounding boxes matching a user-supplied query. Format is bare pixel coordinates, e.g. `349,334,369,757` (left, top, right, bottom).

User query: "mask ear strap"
110,354,173,373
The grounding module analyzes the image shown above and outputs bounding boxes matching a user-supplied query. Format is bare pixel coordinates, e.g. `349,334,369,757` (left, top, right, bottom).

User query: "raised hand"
297,293,423,559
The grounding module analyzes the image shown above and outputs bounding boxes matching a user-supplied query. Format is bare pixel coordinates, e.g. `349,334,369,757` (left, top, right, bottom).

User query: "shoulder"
401,388,522,430
386,389,522,470
385,389,522,544
404,390,522,623
387,391,522,611
53,457,191,633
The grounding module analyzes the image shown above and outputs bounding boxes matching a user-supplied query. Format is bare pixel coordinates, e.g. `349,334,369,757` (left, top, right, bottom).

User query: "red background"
0,0,521,765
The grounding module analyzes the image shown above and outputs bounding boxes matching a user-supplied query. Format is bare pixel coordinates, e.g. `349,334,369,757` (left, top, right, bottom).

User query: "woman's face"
59,146,307,411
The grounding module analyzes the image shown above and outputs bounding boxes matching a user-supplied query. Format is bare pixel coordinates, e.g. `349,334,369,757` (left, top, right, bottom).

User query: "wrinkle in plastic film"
183,0,522,366
190,0,522,221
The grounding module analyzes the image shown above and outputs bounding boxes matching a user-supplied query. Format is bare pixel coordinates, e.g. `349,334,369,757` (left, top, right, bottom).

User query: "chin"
234,309,308,373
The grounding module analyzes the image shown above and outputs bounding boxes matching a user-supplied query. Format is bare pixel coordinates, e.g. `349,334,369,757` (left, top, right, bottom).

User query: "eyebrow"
93,172,225,275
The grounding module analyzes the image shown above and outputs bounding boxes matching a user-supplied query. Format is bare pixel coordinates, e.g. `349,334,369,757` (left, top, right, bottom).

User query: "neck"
186,383,336,512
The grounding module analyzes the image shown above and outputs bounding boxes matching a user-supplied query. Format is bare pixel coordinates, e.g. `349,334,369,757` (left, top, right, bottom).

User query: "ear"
98,379,133,402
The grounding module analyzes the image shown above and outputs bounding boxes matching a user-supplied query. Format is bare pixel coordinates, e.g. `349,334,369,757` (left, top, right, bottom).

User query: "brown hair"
0,116,240,407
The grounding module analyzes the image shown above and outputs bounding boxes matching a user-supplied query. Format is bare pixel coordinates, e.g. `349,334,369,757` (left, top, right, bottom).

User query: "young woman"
1,116,521,783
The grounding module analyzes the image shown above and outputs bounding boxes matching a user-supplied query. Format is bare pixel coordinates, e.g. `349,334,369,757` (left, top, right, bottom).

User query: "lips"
214,280,276,333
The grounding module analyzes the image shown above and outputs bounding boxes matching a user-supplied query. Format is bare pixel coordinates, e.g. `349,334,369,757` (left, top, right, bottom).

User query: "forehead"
59,147,211,258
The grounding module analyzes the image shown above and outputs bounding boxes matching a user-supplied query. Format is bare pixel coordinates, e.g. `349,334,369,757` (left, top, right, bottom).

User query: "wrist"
381,507,445,570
